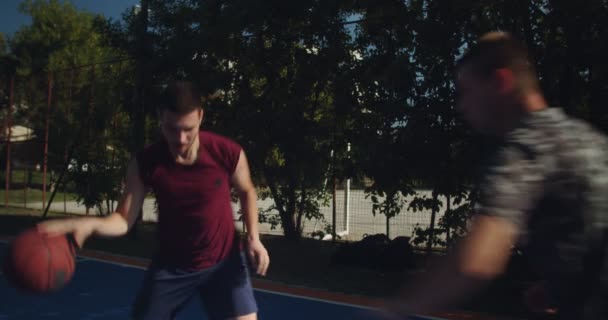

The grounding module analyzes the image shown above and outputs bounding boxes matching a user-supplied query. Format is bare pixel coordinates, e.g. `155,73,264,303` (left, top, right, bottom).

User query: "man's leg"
131,263,202,320
199,250,258,320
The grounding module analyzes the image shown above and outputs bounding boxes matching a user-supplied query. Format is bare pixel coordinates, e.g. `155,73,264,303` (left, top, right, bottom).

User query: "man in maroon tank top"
38,81,269,320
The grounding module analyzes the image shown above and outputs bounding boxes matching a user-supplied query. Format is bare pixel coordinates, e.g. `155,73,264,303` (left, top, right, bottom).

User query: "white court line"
254,287,375,310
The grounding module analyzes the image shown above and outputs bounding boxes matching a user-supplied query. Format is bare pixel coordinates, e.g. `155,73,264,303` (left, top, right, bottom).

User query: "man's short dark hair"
156,81,203,115
457,31,539,91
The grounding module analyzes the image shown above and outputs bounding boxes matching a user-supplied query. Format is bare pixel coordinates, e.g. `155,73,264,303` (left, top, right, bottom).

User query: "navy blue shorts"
131,249,257,320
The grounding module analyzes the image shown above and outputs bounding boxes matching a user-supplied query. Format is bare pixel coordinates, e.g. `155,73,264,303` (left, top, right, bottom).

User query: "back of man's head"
457,31,539,95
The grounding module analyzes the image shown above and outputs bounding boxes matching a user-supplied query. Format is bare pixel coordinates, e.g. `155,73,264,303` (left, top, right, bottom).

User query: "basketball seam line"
63,235,74,284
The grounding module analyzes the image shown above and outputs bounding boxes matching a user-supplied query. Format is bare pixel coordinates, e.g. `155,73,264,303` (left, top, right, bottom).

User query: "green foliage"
8,0,132,215
138,0,358,240
135,0,608,242
60,63,132,214
0,32,7,55
7,0,608,243
347,1,472,243
12,0,117,74
369,191,407,218
411,192,474,248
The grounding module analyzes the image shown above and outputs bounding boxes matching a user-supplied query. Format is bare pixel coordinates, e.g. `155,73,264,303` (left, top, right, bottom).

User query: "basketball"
3,227,78,294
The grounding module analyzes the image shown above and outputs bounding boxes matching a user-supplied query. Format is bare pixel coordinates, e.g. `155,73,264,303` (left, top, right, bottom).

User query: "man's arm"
91,158,147,236
231,150,260,241
383,145,538,318
231,149,269,275
38,158,146,245
386,214,518,317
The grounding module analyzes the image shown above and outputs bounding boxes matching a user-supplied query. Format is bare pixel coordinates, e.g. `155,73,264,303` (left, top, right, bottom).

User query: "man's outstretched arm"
384,214,518,317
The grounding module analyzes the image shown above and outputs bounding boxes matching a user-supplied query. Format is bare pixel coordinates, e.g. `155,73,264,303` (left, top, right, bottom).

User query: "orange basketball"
3,227,77,294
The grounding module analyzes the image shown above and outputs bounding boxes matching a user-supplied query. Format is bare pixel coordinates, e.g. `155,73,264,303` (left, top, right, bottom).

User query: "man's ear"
493,68,515,95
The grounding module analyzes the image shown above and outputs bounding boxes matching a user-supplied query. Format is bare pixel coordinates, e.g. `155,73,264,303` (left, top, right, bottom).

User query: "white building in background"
3,125,35,142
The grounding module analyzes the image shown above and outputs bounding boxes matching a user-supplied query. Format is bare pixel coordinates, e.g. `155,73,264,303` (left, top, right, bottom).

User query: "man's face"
160,108,203,156
456,66,503,134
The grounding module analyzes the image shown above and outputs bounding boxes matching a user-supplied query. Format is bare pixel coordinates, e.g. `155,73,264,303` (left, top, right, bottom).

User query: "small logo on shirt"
214,178,222,188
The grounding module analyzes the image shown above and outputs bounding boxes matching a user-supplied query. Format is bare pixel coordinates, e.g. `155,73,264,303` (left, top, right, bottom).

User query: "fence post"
4,76,14,207
63,146,67,213
42,72,53,209
386,215,390,239
343,142,351,234
332,177,337,242
23,167,27,208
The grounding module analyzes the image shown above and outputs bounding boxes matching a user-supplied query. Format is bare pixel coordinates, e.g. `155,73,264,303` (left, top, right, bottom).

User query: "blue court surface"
0,241,446,320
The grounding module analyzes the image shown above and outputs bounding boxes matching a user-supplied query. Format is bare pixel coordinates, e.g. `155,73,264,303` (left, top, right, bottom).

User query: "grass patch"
0,170,45,185
0,189,78,204
0,205,77,218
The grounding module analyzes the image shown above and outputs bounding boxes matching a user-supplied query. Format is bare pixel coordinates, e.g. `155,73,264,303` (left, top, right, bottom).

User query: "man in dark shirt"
382,32,608,320
39,81,269,320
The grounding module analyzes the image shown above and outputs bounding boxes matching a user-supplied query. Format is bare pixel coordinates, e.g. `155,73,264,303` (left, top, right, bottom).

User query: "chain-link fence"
2,63,459,245
1,60,135,216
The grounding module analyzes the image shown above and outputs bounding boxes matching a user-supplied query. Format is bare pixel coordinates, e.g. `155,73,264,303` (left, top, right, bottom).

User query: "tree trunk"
106,198,111,215
296,179,306,236
386,215,390,239
445,194,451,245
281,185,298,241
426,190,438,255
385,190,396,239
278,203,299,241
266,171,299,241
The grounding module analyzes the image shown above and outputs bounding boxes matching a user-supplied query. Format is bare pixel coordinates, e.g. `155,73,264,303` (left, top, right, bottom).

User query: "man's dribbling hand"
37,218,94,248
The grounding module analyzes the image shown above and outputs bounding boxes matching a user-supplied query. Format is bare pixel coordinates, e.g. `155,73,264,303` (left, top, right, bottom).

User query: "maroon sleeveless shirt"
136,131,241,270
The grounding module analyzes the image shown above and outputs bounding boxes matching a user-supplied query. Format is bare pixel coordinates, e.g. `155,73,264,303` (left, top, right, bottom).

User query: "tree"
346,0,476,246
349,0,418,238
403,0,473,252
141,0,357,241
409,0,608,249
0,33,7,55
9,0,131,216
